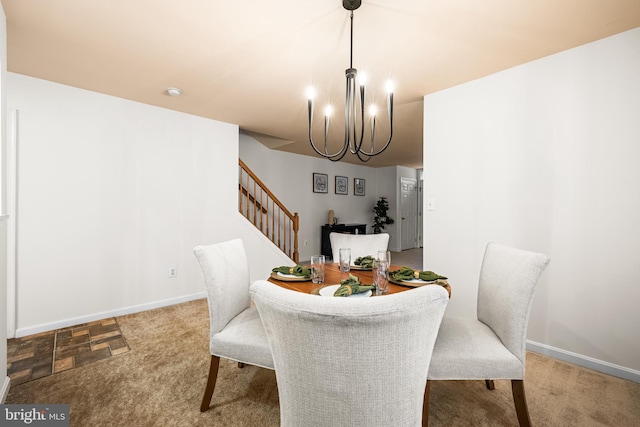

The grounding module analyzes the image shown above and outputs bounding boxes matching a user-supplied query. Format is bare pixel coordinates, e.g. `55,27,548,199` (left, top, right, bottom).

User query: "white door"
400,178,418,250
418,178,424,247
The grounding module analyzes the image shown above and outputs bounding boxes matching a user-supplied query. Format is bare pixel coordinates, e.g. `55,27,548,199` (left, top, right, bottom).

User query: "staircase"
239,159,299,263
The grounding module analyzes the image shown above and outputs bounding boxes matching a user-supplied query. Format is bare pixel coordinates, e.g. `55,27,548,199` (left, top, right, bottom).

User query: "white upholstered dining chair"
329,232,390,262
425,242,550,427
193,238,274,412
250,279,449,427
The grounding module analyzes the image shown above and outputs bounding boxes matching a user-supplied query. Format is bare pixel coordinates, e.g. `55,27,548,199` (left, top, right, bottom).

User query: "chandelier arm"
309,133,351,160
309,132,351,160
345,69,355,154
357,122,393,156
354,146,374,162
349,81,366,156
307,0,392,162
356,91,394,156
370,115,376,152
327,147,351,162
308,99,351,160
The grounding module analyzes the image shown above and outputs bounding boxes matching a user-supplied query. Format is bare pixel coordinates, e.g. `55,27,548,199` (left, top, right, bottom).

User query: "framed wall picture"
335,176,348,195
354,178,366,196
313,173,328,193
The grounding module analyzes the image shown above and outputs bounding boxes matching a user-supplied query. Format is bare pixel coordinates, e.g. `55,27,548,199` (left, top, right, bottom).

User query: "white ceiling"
3,0,640,168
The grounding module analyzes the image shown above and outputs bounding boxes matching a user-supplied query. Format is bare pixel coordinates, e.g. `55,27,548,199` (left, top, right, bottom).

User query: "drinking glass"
373,259,389,294
377,250,391,265
339,248,351,272
310,255,325,284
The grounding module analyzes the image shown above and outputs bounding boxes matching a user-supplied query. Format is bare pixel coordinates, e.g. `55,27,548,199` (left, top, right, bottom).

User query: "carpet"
5,298,640,426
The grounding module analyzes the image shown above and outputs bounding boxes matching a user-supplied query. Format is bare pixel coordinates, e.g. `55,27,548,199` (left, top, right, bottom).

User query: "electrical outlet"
168,268,177,278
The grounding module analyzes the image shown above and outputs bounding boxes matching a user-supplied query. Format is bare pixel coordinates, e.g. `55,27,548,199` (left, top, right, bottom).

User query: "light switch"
426,198,436,211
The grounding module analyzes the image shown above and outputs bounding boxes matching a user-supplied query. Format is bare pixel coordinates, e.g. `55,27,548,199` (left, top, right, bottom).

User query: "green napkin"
272,265,311,277
333,274,375,297
353,255,375,269
388,266,447,282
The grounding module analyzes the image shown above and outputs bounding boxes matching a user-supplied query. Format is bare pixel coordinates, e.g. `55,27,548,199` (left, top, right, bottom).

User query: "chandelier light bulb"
324,105,334,117
369,105,378,116
385,80,394,94
306,86,316,100
358,72,367,86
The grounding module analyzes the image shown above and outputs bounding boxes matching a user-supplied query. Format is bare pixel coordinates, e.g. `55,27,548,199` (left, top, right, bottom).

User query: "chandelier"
307,0,394,162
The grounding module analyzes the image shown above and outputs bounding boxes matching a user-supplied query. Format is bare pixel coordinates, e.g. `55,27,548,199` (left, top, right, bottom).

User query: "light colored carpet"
6,298,640,426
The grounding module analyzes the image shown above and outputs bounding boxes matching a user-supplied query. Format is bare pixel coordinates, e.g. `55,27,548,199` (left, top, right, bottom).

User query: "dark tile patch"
89,322,119,336
31,363,53,380
74,347,112,368
55,342,92,360
6,317,130,385
56,333,90,349
108,337,127,350
9,353,53,374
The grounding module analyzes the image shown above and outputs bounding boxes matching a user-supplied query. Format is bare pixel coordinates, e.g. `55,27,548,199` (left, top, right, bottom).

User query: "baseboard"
527,340,640,383
1,376,10,403
14,291,207,338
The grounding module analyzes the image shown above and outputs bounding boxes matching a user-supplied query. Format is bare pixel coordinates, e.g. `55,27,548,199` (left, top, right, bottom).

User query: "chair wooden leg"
422,380,431,427
511,380,532,427
485,379,495,390
200,355,221,412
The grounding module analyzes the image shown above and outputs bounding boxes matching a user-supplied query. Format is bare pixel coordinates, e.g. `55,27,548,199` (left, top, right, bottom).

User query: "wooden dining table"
268,263,451,297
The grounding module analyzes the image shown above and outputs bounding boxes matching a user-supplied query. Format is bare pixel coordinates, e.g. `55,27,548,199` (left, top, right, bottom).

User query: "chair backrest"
329,232,390,262
194,238,251,336
476,242,550,363
250,280,449,427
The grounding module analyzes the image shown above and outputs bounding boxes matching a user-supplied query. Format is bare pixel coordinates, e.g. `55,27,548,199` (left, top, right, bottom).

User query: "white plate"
277,272,300,279
402,278,437,284
318,284,372,298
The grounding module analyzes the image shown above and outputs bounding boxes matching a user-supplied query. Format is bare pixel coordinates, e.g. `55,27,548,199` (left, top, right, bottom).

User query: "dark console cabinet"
321,224,367,258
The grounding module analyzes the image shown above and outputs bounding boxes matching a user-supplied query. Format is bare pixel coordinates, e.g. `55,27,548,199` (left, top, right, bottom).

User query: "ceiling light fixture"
307,0,394,162
166,87,182,97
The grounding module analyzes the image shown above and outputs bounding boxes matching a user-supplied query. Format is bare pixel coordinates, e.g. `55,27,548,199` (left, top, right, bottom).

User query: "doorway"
400,177,418,250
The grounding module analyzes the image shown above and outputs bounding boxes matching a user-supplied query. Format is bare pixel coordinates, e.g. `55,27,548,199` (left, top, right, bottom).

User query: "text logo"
1,405,69,426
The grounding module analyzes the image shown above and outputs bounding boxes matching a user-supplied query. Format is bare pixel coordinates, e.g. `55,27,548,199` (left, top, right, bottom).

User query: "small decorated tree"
372,196,394,234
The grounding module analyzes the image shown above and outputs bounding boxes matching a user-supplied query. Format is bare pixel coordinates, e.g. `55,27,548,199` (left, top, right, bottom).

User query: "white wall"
240,133,383,261
6,73,285,335
6,72,416,336
424,28,640,376
0,3,9,401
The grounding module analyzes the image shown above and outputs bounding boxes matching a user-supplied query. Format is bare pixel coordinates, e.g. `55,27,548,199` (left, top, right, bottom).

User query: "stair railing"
239,159,299,263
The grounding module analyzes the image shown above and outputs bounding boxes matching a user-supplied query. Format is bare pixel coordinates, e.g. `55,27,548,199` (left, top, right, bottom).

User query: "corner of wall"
1,2,10,402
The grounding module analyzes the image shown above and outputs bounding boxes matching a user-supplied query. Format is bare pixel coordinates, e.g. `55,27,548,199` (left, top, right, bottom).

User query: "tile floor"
7,318,130,386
